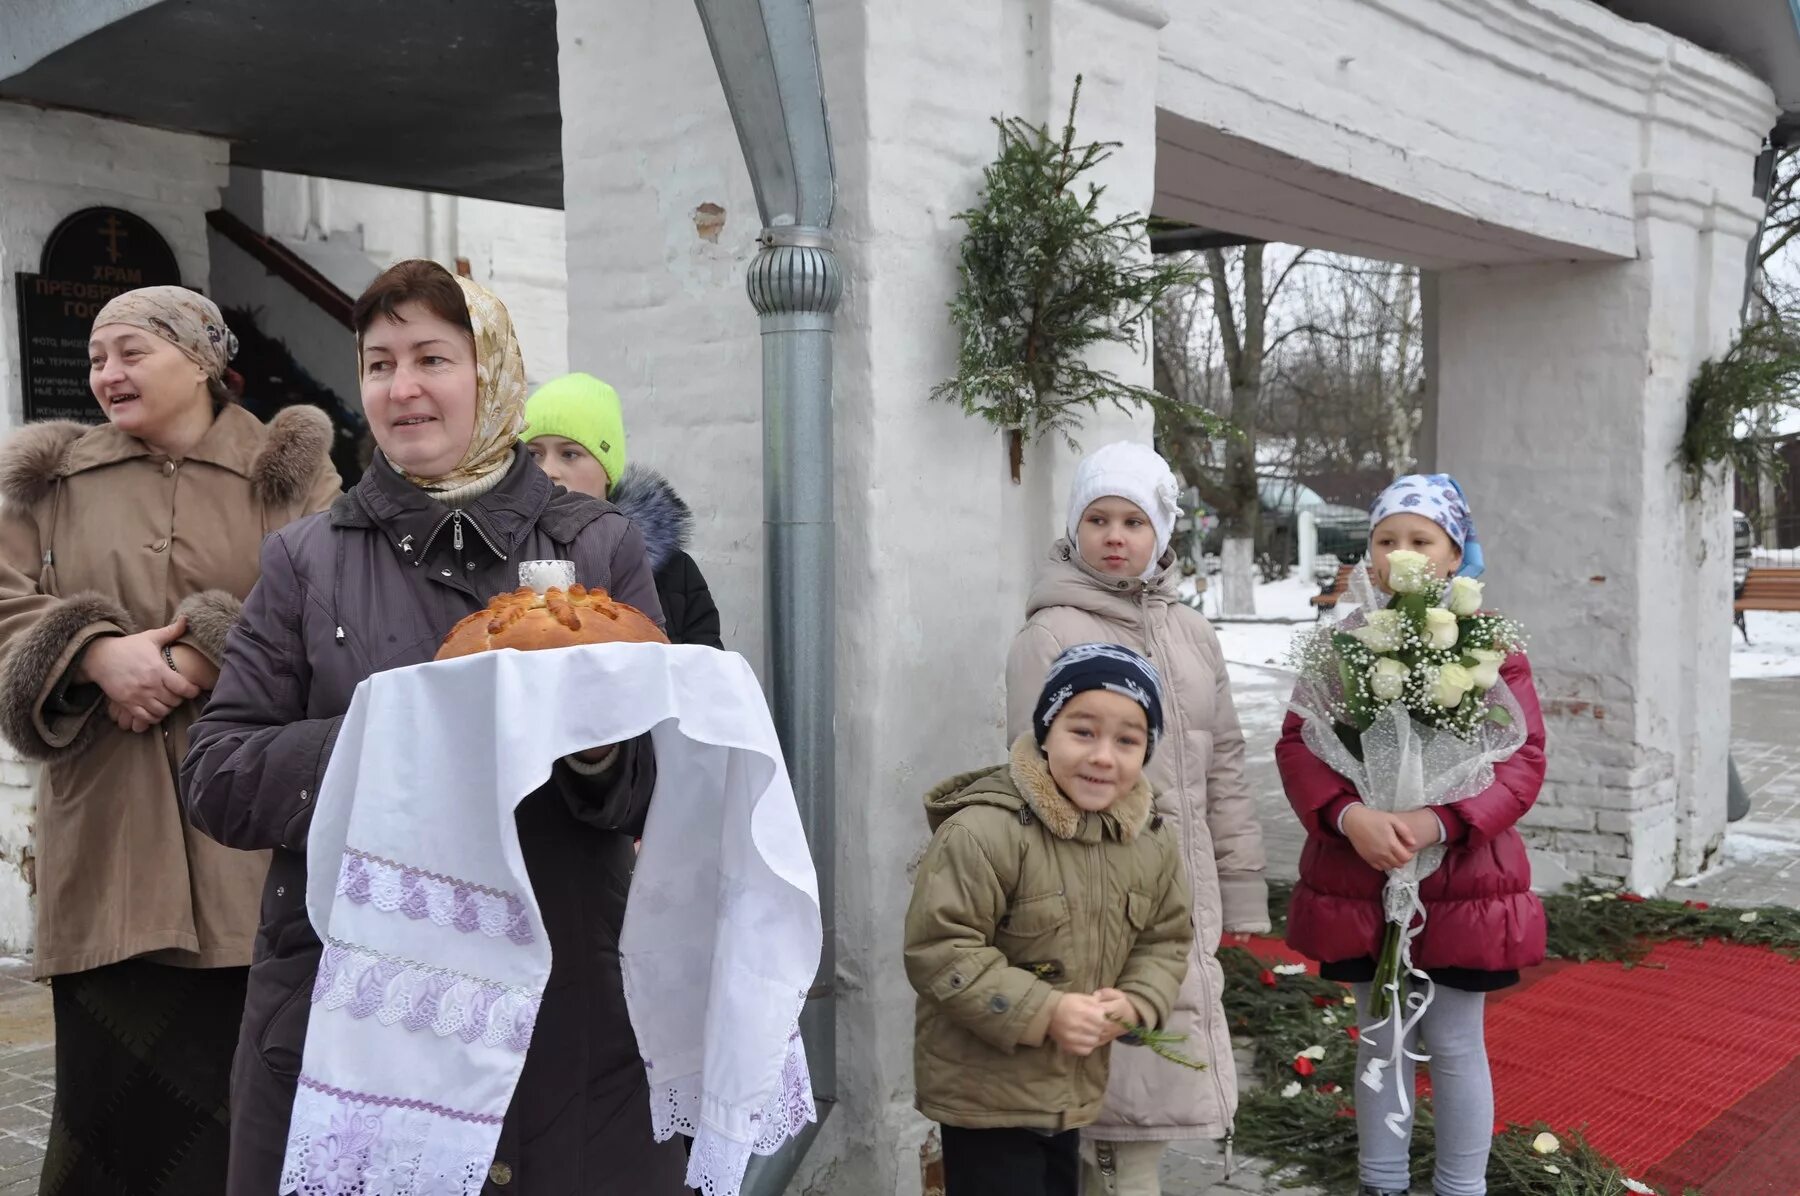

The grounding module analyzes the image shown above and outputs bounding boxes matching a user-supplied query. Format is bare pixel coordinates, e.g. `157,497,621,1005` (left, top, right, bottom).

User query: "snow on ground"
1211,582,1800,750
1733,611,1800,680
1179,573,1321,624
1206,578,1314,751
1199,578,1800,683
1671,818,1800,890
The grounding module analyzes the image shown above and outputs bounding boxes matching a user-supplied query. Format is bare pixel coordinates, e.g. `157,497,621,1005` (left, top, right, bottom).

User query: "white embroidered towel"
282,643,821,1196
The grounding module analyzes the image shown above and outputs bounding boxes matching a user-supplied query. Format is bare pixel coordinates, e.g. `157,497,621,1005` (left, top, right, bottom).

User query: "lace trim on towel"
647,1020,817,1196
337,848,534,944
312,940,541,1053
279,1075,499,1196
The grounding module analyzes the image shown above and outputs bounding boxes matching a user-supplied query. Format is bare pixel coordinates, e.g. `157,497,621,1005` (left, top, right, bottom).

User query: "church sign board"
14,207,182,424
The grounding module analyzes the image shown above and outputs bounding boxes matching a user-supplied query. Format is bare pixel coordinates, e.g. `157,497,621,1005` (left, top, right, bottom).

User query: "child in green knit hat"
522,373,722,648
520,372,627,497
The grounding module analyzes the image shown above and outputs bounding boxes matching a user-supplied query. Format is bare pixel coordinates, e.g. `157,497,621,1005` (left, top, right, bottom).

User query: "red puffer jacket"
1278,653,1548,972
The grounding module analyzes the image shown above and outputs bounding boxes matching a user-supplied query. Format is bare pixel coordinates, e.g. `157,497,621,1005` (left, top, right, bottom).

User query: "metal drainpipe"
691,2,840,1192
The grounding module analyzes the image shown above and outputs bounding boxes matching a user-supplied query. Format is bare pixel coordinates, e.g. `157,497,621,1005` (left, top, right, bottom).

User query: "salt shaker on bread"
519,559,577,595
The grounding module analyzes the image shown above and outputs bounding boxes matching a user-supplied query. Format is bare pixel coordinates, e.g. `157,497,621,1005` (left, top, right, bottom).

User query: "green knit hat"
521,372,627,489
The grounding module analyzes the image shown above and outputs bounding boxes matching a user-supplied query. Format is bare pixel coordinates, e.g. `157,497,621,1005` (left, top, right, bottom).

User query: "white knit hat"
1065,441,1182,578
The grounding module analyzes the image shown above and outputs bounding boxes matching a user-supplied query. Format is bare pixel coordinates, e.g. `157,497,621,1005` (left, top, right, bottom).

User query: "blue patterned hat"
1033,643,1165,761
1369,473,1485,578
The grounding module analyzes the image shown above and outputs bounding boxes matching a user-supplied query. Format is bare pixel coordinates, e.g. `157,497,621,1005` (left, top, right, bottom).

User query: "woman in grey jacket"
182,260,686,1195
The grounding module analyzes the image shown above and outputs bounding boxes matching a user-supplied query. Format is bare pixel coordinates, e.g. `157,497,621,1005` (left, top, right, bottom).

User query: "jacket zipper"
420,509,505,565
1090,825,1106,1101
1139,589,1235,1141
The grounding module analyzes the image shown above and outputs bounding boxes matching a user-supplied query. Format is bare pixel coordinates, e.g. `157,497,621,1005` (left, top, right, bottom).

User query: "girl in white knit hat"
1005,441,1270,1194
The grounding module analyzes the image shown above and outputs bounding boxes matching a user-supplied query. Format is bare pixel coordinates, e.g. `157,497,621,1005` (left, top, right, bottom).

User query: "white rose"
1430,663,1475,708
1467,648,1505,690
1531,1131,1561,1155
1350,610,1405,654
1369,658,1408,703
1386,550,1433,594
1424,607,1460,651
1447,576,1484,616
1280,1081,1302,1099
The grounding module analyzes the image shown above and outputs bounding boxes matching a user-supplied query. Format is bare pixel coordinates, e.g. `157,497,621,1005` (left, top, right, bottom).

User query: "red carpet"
1239,936,1800,1192
1485,940,1800,1194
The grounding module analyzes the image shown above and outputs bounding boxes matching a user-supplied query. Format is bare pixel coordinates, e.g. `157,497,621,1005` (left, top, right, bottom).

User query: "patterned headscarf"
1369,473,1485,578
400,274,530,493
1033,643,1165,763
92,286,238,381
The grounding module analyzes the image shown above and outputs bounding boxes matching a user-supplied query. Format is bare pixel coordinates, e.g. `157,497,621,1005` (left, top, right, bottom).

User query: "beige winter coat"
1006,539,1270,1142
905,736,1191,1132
0,404,339,978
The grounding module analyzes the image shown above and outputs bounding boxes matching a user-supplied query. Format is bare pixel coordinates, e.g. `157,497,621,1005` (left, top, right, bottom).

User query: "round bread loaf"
435,585,669,660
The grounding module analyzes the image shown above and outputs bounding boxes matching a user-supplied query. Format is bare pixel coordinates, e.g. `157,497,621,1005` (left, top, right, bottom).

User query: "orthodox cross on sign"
100,214,129,265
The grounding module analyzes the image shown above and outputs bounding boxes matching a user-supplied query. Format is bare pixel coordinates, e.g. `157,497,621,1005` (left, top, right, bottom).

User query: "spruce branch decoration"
932,76,1206,481
1679,318,1800,497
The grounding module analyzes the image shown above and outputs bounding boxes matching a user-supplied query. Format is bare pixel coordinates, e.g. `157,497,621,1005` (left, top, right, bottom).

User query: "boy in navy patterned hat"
903,644,1192,1196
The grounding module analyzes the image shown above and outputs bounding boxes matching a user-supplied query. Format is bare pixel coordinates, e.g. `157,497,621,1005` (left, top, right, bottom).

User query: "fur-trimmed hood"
606,464,693,573
922,734,1155,842
0,403,333,511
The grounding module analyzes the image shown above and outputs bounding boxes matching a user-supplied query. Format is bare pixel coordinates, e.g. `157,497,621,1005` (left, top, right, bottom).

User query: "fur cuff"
252,405,333,508
175,590,244,666
0,422,87,509
0,592,133,761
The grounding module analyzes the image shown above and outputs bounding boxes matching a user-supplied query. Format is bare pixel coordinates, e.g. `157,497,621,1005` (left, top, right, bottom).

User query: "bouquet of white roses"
1287,551,1528,1134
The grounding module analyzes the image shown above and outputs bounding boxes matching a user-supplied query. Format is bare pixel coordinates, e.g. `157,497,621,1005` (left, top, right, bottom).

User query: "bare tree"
1153,245,1311,613
1744,145,1800,548
1269,259,1424,492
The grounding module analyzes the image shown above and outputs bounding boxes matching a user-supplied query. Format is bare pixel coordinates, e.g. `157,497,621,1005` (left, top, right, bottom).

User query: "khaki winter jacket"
1006,540,1269,1141
0,404,339,978
905,736,1191,1133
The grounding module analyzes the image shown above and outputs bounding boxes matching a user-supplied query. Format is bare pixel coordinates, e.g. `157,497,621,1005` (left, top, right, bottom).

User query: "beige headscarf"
400,273,529,493
92,286,238,381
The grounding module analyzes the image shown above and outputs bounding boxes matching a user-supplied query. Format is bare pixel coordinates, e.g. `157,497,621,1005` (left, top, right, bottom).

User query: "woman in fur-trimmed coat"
0,287,339,1195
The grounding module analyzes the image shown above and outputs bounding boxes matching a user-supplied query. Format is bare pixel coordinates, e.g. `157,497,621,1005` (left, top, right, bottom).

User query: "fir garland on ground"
1222,882,1798,1194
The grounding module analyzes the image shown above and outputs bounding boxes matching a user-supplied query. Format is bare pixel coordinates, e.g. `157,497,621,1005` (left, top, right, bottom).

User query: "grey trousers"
1351,982,1493,1196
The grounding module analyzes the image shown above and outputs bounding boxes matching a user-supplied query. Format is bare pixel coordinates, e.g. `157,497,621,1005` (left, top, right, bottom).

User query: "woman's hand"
76,619,201,729
167,644,221,692
106,699,152,735
102,647,215,734
1342,804,1417,872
